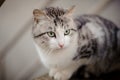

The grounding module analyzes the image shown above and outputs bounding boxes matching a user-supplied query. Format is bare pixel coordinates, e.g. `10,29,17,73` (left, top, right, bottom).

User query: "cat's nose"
58,44,64,48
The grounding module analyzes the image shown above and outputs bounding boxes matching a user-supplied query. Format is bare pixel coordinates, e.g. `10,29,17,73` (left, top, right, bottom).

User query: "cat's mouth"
55,46,67,50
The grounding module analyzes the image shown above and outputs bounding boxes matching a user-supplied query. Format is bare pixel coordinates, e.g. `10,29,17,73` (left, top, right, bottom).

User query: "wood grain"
33,74,53,80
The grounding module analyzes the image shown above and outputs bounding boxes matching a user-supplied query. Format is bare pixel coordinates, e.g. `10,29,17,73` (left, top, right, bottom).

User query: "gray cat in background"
32,6,120,80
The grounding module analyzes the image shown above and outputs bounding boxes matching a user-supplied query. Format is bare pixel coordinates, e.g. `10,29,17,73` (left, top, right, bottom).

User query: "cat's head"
32,6,77,50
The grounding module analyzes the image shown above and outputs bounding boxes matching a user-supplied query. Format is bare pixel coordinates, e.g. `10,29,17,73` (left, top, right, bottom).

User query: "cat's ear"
33,9,50,23
64,5,75,17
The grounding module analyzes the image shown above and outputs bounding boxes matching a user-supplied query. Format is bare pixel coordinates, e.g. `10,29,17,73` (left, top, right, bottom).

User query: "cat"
32,6,120,80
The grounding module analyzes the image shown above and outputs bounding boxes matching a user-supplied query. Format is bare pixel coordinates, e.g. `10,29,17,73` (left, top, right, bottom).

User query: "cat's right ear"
63,5,75,17
33,9,50,23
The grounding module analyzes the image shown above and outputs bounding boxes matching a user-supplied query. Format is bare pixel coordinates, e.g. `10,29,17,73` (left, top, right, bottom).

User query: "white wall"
0,0,120,80
0,0,48,80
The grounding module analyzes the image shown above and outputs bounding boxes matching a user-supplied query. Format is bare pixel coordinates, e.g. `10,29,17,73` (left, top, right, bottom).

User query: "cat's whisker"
47,48,53,55
40,44,51,54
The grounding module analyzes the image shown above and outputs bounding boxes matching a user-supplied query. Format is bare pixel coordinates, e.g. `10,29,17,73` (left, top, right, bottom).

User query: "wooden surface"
33,74,53,80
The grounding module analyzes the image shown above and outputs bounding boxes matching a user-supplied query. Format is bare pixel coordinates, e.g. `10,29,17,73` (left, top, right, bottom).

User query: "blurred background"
0,0,120,80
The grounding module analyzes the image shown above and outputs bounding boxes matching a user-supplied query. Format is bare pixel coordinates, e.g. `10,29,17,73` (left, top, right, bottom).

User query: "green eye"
47,31,56,37
64,30,70,35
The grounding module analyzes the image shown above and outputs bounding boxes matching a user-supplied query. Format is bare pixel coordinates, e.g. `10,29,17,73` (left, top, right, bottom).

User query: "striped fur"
73,15,120,77
45,7,66,18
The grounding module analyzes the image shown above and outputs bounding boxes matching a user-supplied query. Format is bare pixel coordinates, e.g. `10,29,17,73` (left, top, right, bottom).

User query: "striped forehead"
53,17,64,26
45,7,65,18
45,7,69,30
48,20,68,32
45,7,66,26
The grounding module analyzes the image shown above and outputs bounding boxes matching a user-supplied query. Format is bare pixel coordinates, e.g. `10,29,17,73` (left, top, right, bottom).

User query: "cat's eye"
64,30,70,35
47,31,56,37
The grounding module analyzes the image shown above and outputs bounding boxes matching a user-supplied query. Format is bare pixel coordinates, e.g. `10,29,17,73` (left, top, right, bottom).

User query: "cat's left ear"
33,9,44,23
64,5,75,17
33,9,50,23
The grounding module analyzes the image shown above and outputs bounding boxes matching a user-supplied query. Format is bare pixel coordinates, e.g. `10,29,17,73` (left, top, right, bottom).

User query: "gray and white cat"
32,6,120,80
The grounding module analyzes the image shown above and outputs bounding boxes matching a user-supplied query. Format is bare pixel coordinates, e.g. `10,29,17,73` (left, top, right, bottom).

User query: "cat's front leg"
49,67,72,80
50,64,79,80
49,68,59,78
49,68,70,80
54,69,72,80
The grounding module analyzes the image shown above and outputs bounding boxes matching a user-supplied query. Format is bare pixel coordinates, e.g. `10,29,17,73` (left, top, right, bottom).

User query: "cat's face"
32,7,77,50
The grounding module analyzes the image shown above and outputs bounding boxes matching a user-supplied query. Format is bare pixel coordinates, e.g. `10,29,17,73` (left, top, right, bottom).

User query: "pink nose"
59,44,64,48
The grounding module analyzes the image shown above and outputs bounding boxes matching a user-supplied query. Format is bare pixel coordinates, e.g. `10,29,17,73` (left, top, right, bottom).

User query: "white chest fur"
35,42,78,69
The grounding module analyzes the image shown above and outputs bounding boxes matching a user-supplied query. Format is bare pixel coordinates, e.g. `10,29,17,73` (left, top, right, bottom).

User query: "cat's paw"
54,71,72,80
49,69,58,78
